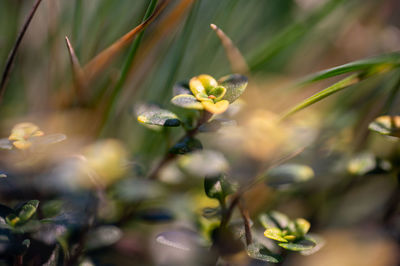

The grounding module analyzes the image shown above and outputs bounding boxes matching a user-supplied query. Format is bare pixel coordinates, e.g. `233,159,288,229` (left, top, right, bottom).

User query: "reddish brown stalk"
239,199,252,246
83,0,170,82
0,0,44,103
65,36,85,100
210,23,249,74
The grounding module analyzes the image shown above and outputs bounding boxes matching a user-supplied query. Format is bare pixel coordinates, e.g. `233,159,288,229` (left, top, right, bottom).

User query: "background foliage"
0,0,399,265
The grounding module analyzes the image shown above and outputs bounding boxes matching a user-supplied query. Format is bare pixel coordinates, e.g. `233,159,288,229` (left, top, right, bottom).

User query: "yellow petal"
8,122,43,140
197,74,218,90
13,140,32,150
189,77,209,101
202,100,229,114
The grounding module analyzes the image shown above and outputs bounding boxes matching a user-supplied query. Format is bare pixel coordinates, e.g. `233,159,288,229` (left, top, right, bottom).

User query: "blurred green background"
0,0,399,265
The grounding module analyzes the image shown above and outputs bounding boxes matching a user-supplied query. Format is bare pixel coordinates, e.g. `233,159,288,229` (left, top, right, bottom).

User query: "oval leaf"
173,81,191,96
278,238,316,251
369,116,400,138
294,218,310,236
156,229,201,251
171,94,204,110
264,164,314,188
264,228,288,243
300,234,325,256
247,243,281,263
86,226,122,250
137,105,180,127
178,150,229,177
18,200,39,223
219,74,248,103
259,211,290,230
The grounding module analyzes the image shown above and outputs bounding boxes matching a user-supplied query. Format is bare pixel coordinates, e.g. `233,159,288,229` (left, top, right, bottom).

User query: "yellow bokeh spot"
79,139,128,188
8,122,44,150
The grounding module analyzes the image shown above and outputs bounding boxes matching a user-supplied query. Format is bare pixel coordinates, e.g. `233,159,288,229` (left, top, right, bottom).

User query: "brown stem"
238,199,252,246
220,193,240,228
0,0,44,102
148,111,212,180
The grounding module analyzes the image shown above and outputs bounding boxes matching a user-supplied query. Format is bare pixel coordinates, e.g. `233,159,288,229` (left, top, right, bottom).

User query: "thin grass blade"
298,52,400,85
281,74,360,119
0,0,44,103
210,23,248,74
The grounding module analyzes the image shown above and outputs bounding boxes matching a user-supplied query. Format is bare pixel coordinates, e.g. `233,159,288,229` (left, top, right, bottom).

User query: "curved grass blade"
83,0,170,81
298,52,400,85
0,0,44,103
210,24,249,74
281,74,360,119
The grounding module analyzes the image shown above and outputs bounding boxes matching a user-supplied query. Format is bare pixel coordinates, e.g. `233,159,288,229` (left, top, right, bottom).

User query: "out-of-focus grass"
1,0,400,265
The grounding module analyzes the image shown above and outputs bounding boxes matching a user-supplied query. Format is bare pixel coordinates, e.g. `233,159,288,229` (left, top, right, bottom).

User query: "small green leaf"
347,153,376,176
204,174,235,200
137,105,180,127
247,243,281,263
219,74,248,103
169,136,203,155
294,218,310,236
368,116,400,138
207,86,226,101
178,150,229,177
264,164,314,188
156,229,202,251
264,228,288,242
300,234,325,256
86,226,122,250
173,81,191,96
18,200,39,222
259,211,290,229
171,94,204,110
278,238,316,251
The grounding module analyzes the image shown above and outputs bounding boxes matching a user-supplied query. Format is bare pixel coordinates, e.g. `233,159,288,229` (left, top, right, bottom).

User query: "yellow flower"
8,122,44,150
189,74,230,114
